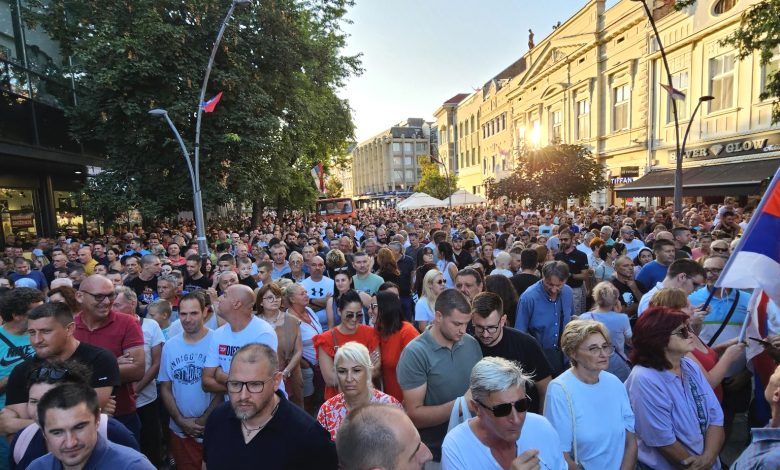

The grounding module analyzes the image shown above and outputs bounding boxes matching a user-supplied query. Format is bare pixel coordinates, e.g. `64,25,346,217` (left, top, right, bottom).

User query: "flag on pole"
310,162,325,193
201,92,223,113
660,83,686,101
716,165,780,304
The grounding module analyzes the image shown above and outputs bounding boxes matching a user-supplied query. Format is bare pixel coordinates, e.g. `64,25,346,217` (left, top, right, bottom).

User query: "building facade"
1,0,102,245
350,118,432,204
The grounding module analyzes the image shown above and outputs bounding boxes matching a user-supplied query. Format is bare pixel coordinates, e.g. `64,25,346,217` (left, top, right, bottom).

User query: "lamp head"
148,109,168,117
699,96,715,102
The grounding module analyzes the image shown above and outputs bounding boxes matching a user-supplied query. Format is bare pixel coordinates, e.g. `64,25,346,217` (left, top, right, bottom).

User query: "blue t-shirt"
0,326,34,408
27,434,153,470
9,271,47,291
636,261,668,288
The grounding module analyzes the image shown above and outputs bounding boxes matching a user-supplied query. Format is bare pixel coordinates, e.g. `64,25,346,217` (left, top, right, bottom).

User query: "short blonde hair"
649,287,688,309
592,281,620,309
560,319,610,367
334,342,373,389
495,251,511,270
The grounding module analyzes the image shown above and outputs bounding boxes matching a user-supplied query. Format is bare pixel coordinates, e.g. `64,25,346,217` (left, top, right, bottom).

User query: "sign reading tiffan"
667,133,780,163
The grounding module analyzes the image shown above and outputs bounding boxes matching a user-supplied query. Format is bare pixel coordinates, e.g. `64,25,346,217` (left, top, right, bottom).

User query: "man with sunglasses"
203,343,336,469
441,357,565,470
637,259,706,318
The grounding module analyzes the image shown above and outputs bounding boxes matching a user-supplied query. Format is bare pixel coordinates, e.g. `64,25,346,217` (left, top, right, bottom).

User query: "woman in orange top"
314,290,380,401
374,290,419,401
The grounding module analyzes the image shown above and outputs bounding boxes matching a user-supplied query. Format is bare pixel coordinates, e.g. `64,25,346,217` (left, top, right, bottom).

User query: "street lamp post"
430,155,452,208
631,0,683,218
680,95,715,165
148,0,249,258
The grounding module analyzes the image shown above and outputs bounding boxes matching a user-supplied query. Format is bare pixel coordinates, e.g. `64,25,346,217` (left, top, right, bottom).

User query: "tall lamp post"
429,155,452,208
149,0,250,258
631,0,683,218
680,95,715,162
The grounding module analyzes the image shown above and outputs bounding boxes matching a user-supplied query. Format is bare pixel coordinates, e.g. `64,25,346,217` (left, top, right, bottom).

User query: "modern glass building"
0,0,103,246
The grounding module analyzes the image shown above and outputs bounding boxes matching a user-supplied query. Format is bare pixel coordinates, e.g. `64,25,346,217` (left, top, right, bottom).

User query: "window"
483,158,487,174
667,71,689,123
465,150,470,167
405,169,414,181
403,142,413,154
416,142,426,152
551,110,562,143
713,0,737,15
613,84,630,131
404,156,412,167
501,114,506,131
709,54,735,112
470,116,475,134
393,156,402,168
517,124,526,145
440,127,447,144
393,170,403,181
392,142,401,153
472,147,477,166
577,99,590,140
762,48,780,95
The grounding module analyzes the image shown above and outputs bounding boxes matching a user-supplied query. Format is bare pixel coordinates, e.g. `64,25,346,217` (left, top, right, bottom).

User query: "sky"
340,0,619,142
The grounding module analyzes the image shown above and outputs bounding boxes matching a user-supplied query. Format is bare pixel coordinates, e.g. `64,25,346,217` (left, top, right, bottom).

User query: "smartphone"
749,337,773,347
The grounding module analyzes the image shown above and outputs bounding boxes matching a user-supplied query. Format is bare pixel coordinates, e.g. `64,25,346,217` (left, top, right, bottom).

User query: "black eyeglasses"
81,291,116,303
475,397,531,417
672,326,693,339
226,377,274,394
28,367,70,381
474,324,500,335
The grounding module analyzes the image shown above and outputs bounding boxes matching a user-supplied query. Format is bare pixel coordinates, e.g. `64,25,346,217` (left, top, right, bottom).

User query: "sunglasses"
344,312,364,321
672,325,693,339
475,397,531,417
435,279,446,285
711,247,728,253
28,367,70,381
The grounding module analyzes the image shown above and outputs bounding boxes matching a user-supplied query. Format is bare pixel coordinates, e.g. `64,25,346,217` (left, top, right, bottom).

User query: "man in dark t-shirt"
554,230,589,315
183,254,211,292
123,254,161,306
611,255,648,321
510,248,541,299
469,292,552,413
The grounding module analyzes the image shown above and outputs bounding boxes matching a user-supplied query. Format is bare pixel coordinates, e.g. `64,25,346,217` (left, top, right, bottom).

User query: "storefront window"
54,191,84,235
0,188,37,244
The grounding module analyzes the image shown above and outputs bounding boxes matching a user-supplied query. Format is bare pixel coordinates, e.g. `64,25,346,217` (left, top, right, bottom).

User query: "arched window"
713,0,737,15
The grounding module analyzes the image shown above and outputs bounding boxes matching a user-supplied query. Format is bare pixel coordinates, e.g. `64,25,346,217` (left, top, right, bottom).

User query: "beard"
232,400,260,420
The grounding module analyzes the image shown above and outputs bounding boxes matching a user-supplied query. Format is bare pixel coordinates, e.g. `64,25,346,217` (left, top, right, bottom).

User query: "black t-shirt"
204,394,337,470
454,250,474,270
183,275,211,292
477,327,552,414
588,222,605,231
611,278,648,308
510,273,540,298
124,275,158,305
6,342,120,406
555,249,589,288
397,255,415,296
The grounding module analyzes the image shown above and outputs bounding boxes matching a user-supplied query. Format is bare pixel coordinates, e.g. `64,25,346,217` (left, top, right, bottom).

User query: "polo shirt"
203,394,337,469
27,434,153,470
396,328,483,461
74,311,144,416
729,426,780,469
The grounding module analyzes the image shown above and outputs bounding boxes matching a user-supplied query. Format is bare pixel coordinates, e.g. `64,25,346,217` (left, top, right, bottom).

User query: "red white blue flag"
201,92,223,113
717,164,780,304
311,162,325,193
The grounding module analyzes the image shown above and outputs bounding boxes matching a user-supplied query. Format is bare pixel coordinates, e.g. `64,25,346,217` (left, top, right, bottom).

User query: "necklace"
241,400,281,437
263,311,283,326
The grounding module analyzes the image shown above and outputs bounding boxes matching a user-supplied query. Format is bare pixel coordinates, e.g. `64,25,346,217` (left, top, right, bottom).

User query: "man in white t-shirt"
441,357,565,470
159,292,222,468
300,256,334,330
201,285,278,394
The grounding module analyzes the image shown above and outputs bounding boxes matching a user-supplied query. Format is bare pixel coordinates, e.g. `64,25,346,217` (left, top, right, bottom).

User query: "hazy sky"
340,0,619,142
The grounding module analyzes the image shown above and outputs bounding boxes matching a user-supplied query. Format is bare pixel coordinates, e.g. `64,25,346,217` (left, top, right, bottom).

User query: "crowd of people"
0,198,779,469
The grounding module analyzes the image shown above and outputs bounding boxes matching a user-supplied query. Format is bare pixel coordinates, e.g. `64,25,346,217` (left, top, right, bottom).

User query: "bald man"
202,284,279,393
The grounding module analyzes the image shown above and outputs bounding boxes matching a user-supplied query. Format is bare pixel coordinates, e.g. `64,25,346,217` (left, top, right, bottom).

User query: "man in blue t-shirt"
0,288,44,407
636,239,676,288
10,258,47,295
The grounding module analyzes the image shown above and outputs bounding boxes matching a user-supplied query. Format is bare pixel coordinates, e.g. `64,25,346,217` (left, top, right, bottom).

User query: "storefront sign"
10,212,34,229
620,166,640,178
667,133,780,163
611,177,634,185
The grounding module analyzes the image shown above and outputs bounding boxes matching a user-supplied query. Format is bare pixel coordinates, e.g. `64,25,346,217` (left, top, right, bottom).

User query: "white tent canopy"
396,192,446,210
445,189,486,206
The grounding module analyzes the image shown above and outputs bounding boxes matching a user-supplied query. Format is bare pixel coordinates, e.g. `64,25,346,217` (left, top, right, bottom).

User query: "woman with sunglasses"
626,307,725,470
374,290,419,401
414,269,446,331
544,319,637,470
325,269,371,330
256,283,304,407
314,290,380,402
316,342,401,441
442,357,566,470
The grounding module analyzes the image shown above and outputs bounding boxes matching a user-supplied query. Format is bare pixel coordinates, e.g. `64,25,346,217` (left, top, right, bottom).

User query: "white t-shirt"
167,312,220,338
137,318,165,408
544,370,635,469
442,413,566,470
622,238,646,260
301,276,335,329
414,298,434,323
295,308,323,365
637,282,663,317
157,330,215,438
204,316,278,373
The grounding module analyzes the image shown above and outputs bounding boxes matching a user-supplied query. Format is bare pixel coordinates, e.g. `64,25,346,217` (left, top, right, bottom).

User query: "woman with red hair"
625,307,725,470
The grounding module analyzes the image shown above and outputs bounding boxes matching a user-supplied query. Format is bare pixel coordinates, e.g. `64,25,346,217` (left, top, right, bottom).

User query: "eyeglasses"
344,312,364,321
435,279,446,285
672,325,693,339
81,291,116,303
711,247,728,253
582,344,616,356
474,324,500,335
28,367,70,381
226,377,274,394
475,397,531,417
262,295,280,302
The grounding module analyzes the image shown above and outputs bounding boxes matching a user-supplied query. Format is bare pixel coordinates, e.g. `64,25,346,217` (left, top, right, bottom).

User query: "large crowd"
0,198,779,470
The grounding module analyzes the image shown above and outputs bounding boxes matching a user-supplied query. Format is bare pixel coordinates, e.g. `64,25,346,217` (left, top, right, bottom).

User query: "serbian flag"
310,162,325,193
716,165,780,304
201,92,223,113
660,83,686,101
741,290,778,424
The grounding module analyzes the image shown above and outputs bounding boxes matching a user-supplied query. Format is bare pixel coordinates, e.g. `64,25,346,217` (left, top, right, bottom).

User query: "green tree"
485,143,607,206
26,0,360,227
414,158,458,200
325,177,344,197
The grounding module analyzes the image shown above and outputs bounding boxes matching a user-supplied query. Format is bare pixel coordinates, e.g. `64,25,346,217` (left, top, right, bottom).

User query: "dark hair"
375,291,403,338
630,307,689,370
667,258,706,279
27,302,74,326
471,291,503,319
180,290,207,311
613,242,626,255
413,263,437,298
26,359,91,392
597,244,615,262
337,289,363,310
38,382,100,429
378,282,399,293
255,284,283,314
496,233,510,251
0,287,45,322
456,267,484,286
437,242,455,263
519,248,538,270
47,286,80,314
484,275,518,325
217,253,236,265
653,239,675,252
634,247,653,266
434,289,471,317
415,247,434,267
186,254,201,263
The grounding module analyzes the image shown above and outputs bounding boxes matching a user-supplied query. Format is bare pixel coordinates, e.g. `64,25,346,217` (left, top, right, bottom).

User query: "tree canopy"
414,158,458,200
485,143,607,206
26,0,361,225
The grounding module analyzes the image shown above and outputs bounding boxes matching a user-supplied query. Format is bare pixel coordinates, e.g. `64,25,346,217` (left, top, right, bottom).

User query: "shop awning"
614,158,780,197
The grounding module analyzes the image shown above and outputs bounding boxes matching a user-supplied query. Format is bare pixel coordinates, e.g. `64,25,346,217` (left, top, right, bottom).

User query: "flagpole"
716,166,780,290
